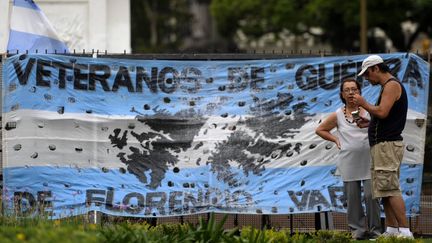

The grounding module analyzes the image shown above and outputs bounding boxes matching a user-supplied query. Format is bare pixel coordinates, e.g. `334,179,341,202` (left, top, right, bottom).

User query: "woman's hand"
334,137,341,149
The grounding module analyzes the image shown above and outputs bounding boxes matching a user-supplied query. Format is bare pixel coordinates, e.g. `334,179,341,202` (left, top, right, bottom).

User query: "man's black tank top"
368,78,408,146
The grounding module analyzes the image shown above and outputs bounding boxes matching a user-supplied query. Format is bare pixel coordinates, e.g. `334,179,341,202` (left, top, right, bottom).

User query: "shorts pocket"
375,170,399,191
393,141,404,162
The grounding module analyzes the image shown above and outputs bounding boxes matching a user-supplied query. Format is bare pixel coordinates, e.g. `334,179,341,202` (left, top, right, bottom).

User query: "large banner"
2,53,429,219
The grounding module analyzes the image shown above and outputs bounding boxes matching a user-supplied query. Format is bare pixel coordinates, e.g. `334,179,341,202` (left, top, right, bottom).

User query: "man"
353,55,414,239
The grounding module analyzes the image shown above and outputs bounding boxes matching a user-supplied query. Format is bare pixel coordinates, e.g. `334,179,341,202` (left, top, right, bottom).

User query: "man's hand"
353,93,367,107
355,116,370,128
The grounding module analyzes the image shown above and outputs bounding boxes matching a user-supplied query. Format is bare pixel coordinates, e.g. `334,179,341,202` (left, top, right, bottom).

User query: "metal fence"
100,183,432,236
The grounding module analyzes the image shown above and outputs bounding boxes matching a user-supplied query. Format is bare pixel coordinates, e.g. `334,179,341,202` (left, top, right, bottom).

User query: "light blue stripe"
7,30,69,54
2,164,423,218
3,54,428,116
13,0,41,11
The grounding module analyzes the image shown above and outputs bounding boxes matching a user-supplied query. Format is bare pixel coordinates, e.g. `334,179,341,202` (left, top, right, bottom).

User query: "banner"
2,53,428,218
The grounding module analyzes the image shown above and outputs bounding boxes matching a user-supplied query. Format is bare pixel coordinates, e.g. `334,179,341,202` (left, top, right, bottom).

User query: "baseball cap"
358,55,384,76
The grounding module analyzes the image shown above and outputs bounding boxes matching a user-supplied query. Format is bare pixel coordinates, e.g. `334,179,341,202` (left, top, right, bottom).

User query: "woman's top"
335,107,371,181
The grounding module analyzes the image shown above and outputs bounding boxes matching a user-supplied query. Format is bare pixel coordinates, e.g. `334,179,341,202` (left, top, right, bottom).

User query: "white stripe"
9,6,61,40
2,109,425,169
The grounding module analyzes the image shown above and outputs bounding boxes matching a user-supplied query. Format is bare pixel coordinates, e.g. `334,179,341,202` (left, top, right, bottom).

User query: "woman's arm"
315,112,340,149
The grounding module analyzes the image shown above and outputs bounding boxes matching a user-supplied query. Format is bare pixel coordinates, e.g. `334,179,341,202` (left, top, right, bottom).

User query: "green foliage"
210,0,432,52
130,0,192,53
152,223,195,242
100,222,153,243
189,213,238,242
312,230,352,243
239,226,270,242
289,231,315,243
239,227,353,243
261,228,291,242
99,213,238,243
375,235,420,243
2,214,428,243
0,220,100,243
210,0,302,39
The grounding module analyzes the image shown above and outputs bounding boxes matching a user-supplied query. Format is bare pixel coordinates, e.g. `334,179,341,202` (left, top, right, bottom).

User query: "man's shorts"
370,141,404,198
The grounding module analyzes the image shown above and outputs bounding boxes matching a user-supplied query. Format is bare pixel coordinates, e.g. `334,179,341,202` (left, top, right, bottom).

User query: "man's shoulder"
383,78,403,92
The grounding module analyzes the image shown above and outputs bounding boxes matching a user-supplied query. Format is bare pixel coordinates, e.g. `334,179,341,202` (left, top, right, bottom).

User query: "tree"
210,0,432,52
405,0,432,51
131,0,192,53
210,0,304,51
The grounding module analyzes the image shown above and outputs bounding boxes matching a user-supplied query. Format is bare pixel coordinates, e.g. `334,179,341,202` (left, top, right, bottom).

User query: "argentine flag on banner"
7,0,69,54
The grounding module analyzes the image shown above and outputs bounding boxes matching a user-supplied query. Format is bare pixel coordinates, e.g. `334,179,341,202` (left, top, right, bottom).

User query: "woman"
315,78,382,240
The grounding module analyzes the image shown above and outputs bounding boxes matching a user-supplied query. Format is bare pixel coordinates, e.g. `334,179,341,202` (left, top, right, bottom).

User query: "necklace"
343,106,358,124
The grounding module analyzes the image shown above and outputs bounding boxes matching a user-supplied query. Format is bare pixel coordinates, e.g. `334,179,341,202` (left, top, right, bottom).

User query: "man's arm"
354,81,401,119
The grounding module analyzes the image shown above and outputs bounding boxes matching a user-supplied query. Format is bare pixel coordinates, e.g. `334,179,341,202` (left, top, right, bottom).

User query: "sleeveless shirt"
368,79,408,146
335,107,371,181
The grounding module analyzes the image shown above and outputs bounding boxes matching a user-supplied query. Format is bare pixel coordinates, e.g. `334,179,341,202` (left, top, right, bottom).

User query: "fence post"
314,206,331,230
88,210,101,224
315,212,322,230
261,214,270,230
327,212,334,230
147,217,157,226
289,215,294,235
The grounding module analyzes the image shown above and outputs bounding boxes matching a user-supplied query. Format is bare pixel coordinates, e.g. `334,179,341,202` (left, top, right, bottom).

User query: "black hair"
376,63,390,73
339,79,362,104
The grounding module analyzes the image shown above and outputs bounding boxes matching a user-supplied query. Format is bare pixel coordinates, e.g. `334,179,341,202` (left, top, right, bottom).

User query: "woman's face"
341,81,359,104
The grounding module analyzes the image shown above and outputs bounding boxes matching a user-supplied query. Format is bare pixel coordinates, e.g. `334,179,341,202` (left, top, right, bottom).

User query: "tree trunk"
144,1,158,47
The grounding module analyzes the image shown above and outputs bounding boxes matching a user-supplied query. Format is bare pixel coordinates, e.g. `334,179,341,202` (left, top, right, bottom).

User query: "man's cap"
358,55,384,76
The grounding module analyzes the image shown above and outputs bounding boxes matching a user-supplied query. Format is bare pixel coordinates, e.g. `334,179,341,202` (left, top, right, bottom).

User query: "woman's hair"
339,78,362,104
